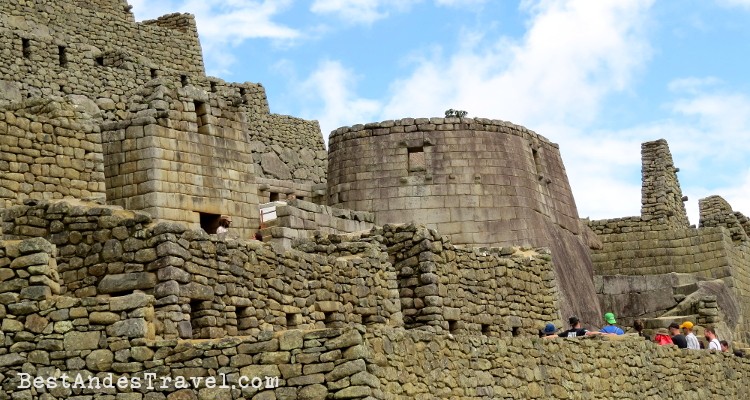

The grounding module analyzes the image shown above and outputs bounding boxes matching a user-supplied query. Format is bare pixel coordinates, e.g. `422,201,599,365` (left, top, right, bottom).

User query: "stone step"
643,315,697,329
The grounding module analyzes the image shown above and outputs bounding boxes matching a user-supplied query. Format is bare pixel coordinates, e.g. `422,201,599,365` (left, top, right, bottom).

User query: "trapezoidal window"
95,56,104,66
181,75,189,87
58,46,67,67
150,68,158,78
22,39,31,59
194,101,207,131
199,212,221,234
269,192,279,202
408,146,425,173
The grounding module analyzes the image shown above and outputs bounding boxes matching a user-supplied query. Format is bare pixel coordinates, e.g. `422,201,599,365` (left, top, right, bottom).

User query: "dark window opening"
239,88,247,104
323,311,334,325
58,46,67,67
286,313,298,327
532,148,543,180
22,39,31,59
95,56,104,66
194,101,207,130
481,324,491,335
269,192,279,202
181,75,189,87
150,68,158,78
448,320,459,333
189,299,208,339
199,212,221,234
236,306,249,330
210,82,217,92
408,146,425,173
512,326,520,337
297,196,304,201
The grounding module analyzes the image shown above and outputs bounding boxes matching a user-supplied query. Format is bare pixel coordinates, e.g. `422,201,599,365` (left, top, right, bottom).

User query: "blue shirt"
600,325,624,335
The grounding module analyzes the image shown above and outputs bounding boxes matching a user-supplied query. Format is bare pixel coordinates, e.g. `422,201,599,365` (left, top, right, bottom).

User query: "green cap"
604,312,617,324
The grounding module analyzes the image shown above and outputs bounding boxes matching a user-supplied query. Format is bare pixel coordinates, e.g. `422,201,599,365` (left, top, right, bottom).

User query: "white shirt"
686,333,700,350
217,226,228,234
708,338,721,351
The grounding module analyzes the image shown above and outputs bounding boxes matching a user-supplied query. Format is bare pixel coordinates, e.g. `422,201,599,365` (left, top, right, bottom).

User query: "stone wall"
262,199,375,249
251,114,327,188
0,237,377,399
1,200,562,342
590,138,750,345
370,328,750,399
0,98,106,209
0,0,203,103
327,116,601,334
100,80,262,239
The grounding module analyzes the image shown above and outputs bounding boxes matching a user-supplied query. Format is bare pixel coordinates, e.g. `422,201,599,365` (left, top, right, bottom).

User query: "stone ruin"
1,1,750,399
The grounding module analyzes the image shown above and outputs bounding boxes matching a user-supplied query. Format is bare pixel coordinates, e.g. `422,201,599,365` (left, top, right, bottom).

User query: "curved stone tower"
327,117,602,325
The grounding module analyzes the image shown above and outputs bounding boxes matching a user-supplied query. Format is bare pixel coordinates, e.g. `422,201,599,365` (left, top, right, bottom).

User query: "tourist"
705,326,721,351
720,340,729,353
633,319,650,341
600,312,624,335
668,322,687,349
557,316,601,338
539,323,557,338
217,216,231,234
653,328,673,346
680,321,700,350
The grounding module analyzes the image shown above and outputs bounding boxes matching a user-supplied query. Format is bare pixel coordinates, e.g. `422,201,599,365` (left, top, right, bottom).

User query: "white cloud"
568,82,750,223
435,0,487,7
310,0,419,24
298,60,382,138
130,0,300,75
380,0,654,127
668,76,721,93
716,0,750,9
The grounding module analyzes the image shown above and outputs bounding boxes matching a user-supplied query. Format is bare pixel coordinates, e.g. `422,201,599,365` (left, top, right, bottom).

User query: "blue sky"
130,0,750,225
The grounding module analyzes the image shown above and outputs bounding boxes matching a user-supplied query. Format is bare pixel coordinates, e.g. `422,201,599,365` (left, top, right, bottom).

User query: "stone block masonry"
327,116,603,338
590,138,750,346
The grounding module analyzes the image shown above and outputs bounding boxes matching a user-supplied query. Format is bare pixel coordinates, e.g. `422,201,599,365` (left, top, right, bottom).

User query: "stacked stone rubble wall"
0,99,106,209
0,0,204,103
1,200,562,342
640,139,690,229
249,114,327,187
370,328,750,399
0,245,379,400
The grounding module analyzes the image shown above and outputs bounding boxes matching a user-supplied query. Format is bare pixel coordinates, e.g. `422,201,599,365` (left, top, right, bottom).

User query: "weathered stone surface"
299,384,328,400
0,353,25,367
261,152,293,180
98,273,157,294
63,331,100,351
107,318,149,338
110,292,153,311
24,313,49,333
86,349,114,371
